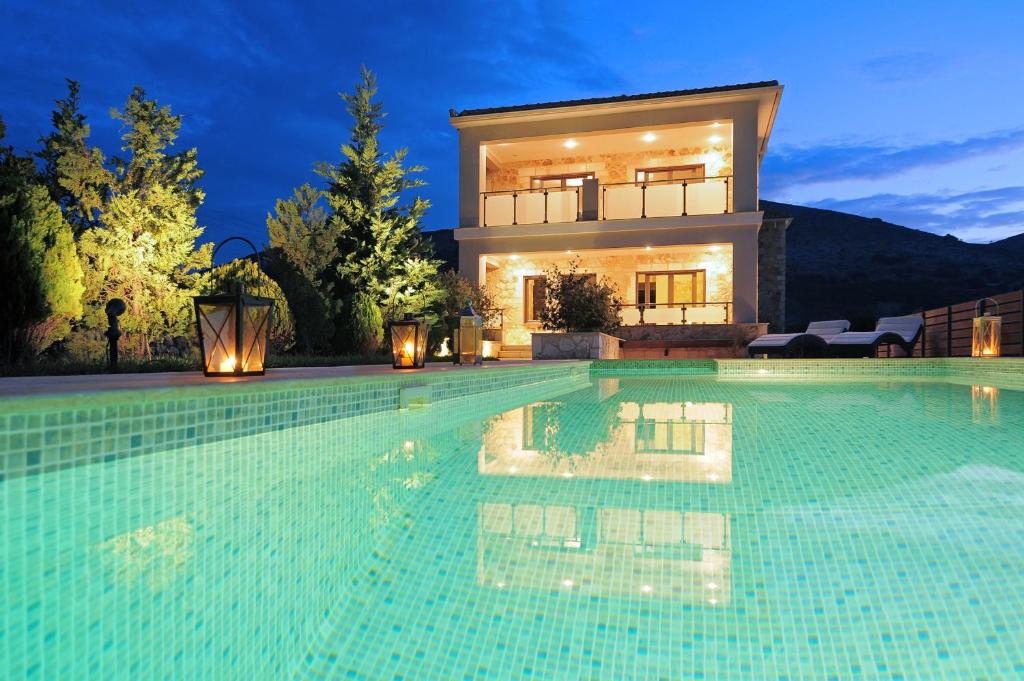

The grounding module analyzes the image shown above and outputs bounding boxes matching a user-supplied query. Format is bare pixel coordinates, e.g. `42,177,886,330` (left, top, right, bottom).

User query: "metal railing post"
512,193,517,225
543,190,548,223
602,186,607,220
575,188,581,221
682,181,688,216
482,194,487,227
641,183,647,219
723,177,730,213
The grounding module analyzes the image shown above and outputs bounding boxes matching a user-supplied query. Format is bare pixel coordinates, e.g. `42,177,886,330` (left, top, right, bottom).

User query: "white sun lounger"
747,319,851,358
827,314,923,357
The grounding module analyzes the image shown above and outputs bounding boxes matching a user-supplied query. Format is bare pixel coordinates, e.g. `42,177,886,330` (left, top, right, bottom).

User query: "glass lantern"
971,298,1001,358
389,314,428,369
194,287,274,376
453,301,483,365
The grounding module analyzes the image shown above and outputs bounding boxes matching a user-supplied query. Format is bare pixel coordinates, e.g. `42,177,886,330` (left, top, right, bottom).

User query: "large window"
636,270,706,309
635,164,706,184
524,272,597,322
530,172,594,189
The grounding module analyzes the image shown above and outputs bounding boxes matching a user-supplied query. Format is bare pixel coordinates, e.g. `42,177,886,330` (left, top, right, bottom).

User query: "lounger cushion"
828,315,922,345
748,319,850,347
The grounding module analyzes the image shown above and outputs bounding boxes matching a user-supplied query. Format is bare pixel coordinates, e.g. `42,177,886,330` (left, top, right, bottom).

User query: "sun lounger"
827,314,923,357
747,320,851,358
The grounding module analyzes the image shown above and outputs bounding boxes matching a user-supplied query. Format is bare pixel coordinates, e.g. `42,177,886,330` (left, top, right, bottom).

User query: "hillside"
425,205,1024,331
765,200,1024,329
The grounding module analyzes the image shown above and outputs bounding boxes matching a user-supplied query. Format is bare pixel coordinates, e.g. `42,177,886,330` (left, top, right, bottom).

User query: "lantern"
971,298,1002,358
452,301,483,365
193,238,275,377
389,313,428,369
971,385,999,424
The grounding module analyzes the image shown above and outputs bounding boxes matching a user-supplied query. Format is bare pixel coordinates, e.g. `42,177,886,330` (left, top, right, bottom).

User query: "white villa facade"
450,81,787,357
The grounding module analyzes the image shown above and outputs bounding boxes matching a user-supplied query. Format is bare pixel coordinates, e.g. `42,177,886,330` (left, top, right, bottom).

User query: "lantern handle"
974,297,999,317
209,236,268,294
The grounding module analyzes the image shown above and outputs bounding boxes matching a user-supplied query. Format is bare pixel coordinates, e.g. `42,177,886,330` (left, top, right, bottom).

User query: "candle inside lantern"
220,356,237,372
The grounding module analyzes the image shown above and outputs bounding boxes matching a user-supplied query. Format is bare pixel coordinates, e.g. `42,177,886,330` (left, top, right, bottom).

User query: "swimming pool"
2,360,1022,679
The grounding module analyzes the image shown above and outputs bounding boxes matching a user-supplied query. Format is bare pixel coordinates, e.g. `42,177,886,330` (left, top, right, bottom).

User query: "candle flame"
219,356,237,372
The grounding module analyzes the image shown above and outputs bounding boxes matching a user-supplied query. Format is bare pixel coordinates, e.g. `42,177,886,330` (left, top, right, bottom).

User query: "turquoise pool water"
2,366,1023,679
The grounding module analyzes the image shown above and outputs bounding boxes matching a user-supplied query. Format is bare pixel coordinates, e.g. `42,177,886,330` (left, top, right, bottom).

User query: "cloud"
860,51,944,83
807,186,1024,242
762,129,1024,194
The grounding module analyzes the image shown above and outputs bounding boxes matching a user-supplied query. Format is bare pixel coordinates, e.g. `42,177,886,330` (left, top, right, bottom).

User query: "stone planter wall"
532,332,622,360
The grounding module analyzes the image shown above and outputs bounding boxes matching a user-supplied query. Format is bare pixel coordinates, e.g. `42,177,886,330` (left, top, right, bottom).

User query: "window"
635,164,706,184
635,420,705,455
524,272,596,322
530,172,594,189
524,275,546,322
636,270,706,309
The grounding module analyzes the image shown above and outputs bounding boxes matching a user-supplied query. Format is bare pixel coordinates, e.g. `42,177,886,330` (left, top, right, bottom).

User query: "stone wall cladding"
758,216,790,332
532,332,622,360
486,144,733,192
489,247,734,346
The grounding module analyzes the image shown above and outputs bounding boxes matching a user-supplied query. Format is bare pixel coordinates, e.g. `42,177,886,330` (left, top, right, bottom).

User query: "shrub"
428,270,499,352
346,291,384,354
0,183,84,364
537,259,622,334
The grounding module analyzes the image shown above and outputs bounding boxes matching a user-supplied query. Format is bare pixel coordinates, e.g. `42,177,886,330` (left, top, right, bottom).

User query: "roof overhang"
449,81,784,159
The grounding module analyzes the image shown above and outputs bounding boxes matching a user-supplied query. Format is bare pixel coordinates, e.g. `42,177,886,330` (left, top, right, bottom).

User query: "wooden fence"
878,289,1023,357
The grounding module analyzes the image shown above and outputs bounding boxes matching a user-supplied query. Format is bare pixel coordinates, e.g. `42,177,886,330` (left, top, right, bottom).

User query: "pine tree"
36,80,110,236
315,67,442,349
1,117,84,363
71,87,212,358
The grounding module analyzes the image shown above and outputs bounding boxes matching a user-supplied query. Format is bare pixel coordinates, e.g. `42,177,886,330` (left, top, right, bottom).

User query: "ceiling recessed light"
711,121,722,128
509,254,519,260
645,246,652,252
641,132,657,143
563,139,578,149
708,135,723,144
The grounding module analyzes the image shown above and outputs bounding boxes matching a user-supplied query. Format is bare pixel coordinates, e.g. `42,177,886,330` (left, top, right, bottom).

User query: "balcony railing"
620,301,733,326
478,175,732,227
481,186,581,227
602,176,731,220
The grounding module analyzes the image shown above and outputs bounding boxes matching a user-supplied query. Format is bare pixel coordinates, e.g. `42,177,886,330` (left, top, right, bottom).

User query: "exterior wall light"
389,313,428,369
193,237,274,377
453,301,483,366
971,298,1001,358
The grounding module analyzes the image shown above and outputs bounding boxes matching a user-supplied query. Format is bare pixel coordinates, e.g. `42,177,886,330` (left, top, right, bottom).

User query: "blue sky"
2,1,1023,245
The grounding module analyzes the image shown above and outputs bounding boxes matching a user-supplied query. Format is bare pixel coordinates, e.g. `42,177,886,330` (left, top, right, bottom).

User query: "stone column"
757,215,791,332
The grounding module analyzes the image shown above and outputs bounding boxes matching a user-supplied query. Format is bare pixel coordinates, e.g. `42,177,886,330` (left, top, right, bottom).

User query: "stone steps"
499,344,532,360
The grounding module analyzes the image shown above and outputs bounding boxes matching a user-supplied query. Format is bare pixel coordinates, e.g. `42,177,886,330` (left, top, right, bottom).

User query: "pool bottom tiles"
1,374,1022,680
298,376,1024,680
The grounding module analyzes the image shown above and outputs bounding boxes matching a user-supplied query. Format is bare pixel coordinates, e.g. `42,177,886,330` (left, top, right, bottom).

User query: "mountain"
424,205,1024,332
765,200,1024,329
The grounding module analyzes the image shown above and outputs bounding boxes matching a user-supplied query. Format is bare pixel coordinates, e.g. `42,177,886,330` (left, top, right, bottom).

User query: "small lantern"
194,287,274,376
453,301,483,366
971,385,999,424
193,237,275,377
971,298,1002,358
389,313,428,369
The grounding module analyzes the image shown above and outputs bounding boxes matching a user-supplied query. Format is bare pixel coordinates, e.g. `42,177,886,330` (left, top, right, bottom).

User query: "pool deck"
0,360,580,398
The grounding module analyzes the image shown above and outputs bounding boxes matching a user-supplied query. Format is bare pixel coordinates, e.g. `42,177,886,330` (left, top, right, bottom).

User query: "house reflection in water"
476,381,732,483
475,380,733,604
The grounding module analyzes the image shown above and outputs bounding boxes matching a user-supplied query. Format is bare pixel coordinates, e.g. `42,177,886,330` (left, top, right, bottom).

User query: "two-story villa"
449,81,787,358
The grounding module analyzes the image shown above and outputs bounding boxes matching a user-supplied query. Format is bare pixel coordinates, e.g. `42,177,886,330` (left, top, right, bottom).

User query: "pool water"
2,372,1024,679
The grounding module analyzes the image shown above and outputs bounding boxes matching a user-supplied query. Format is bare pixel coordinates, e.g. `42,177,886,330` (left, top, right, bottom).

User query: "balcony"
480,175,732,227
620,301,733,326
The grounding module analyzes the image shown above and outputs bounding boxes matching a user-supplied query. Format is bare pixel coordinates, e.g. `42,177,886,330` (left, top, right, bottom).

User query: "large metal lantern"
453,301,483,366
971,298,1002,358
193,237,275,377
389,313,428,369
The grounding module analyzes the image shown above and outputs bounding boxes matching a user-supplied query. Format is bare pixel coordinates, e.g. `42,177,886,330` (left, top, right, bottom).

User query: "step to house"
498,344,532,360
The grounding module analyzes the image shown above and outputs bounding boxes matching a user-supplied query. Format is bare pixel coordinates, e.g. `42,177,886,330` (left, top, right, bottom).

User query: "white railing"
602,176,731,220
481,186,581,227
619,301,732,326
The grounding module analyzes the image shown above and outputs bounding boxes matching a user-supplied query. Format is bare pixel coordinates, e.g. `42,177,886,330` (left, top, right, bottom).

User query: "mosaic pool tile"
2,363,1023,678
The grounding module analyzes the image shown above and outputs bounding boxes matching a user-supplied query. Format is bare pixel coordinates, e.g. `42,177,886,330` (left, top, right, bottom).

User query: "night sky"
2,1,1023,248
